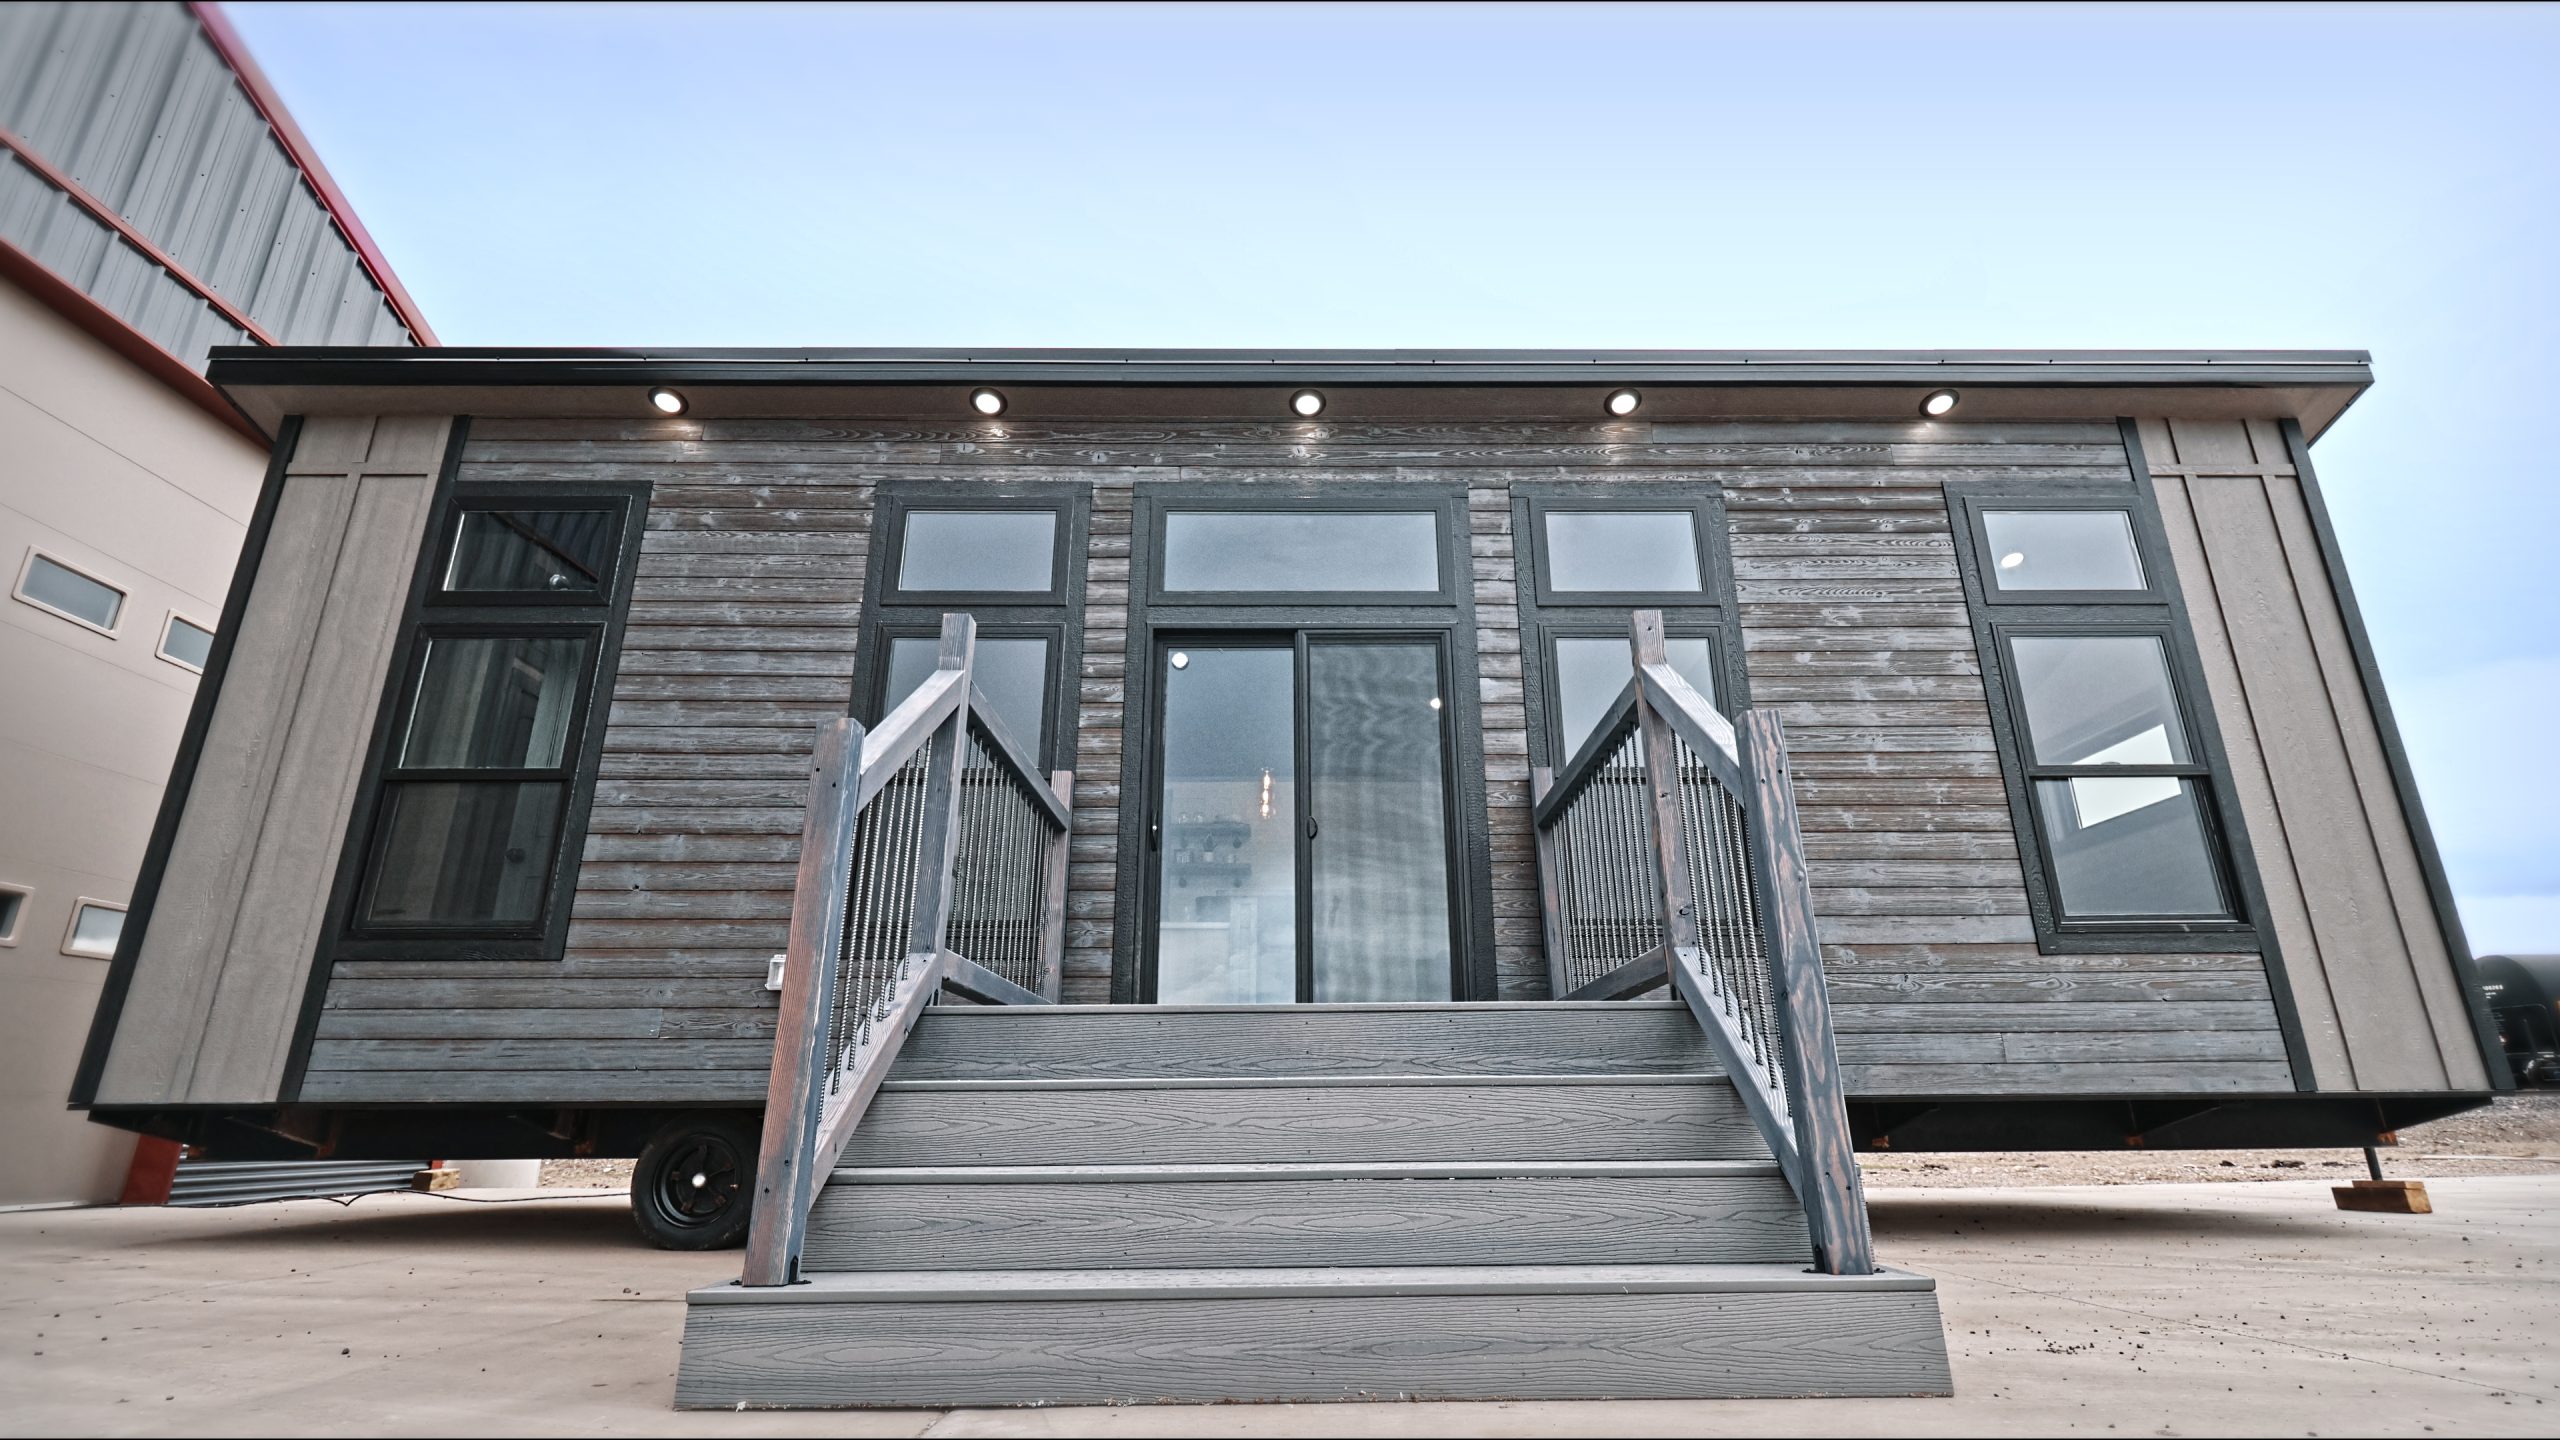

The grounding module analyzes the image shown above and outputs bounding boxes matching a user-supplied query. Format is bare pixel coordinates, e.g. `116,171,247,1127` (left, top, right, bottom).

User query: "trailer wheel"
631,1113,758,1250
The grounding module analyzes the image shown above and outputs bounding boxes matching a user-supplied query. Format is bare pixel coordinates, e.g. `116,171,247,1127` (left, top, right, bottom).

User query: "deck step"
676,1263,1953,1406
842,1074,1766,1168
892,1000,1714,1082
804,1160,1807,1270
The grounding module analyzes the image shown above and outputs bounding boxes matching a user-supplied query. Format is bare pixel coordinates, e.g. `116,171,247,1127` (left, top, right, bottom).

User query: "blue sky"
231,1,2559,951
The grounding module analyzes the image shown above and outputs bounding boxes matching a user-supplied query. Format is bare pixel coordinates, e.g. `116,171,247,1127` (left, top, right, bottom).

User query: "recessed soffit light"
647,386,687,416
1921,388,1960,417
970,387,1006,416
1290,389,1325,417
1606,389,1641,416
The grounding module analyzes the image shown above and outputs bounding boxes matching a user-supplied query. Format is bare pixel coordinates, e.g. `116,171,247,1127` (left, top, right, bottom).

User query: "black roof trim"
208,346,2375,391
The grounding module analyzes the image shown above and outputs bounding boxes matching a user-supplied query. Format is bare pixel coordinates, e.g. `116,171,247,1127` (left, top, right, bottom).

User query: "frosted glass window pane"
887,635,1050,753
1983,511,2146,591
2009,635,2191,767
898,511,1057,592
21,554,123,629
161,616,215,669
1543,512,1703,593
66,904,124,959
1162,512,1439,592
400,636,590,769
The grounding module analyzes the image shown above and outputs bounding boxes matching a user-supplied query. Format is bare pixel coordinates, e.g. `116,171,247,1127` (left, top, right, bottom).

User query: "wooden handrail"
740,613,1075,1286
1530,609,1874,1277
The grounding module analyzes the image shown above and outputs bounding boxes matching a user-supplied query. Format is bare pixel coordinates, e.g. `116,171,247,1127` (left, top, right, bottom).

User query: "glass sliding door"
1153,644,1300,1003
1307,640,1454,1001
1147,633,1460,1003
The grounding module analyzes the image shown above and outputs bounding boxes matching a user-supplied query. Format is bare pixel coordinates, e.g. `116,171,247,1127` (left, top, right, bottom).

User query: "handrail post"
741,715,865,1287
1038,769,1074,1001
908,614,976,971
1530,766,1576,999
1628,613,1702,978
1735,708,1874,1276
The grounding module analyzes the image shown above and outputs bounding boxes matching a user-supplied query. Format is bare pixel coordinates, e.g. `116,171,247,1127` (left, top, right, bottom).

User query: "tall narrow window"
1514,487,1739,769
860,485,1087,770
1953,484,2251,948
344,489,641,947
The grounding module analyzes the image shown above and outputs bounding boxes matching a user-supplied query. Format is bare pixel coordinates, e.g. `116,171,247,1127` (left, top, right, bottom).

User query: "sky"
230,1,2560,952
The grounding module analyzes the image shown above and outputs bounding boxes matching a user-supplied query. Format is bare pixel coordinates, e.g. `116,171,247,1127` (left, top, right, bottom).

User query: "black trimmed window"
1514,485,1742,768
342,486,644,951
858,483,1089,770
1952,484,2252,949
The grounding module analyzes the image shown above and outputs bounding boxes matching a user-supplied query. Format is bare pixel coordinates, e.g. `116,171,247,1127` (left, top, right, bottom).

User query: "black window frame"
854,480,1089,773
1513,483,1746,770
1950,477,2260,953
1143,492,1468,609
1957,491,2168,608
327,478,648,961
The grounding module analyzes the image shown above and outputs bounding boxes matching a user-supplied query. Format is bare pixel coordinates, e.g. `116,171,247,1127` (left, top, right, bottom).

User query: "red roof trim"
0,237,270,446
0,124,280,345
187,1,439,346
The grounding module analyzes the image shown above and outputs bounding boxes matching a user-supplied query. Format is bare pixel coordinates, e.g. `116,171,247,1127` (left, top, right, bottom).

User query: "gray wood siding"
1653,420,2293,1096
99,415,449,1105
298,415,2317,1104
2141,417,2488,1092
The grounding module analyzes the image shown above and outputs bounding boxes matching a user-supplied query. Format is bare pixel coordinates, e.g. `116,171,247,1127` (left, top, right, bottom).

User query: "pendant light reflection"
1259,768,1273,820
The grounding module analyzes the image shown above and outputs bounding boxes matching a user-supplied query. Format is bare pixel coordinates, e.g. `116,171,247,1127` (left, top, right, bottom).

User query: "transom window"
1157,509,1446,598
861,485,1088,770
1514,487,1738,769
1953,481,2251,948
342,487,642,949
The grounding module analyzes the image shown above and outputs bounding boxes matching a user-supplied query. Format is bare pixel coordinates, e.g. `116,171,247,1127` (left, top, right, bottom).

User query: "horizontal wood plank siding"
297,414,2320,1104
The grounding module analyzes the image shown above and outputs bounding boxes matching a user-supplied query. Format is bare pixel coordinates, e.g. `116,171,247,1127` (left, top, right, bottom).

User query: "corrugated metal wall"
0,0,415,367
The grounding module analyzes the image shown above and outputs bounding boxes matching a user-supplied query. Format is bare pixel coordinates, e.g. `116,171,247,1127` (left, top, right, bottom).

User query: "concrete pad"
0,1177,2551,1436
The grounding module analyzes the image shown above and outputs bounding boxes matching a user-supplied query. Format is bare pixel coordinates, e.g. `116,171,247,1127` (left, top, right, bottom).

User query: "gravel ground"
537,1092,2560,1192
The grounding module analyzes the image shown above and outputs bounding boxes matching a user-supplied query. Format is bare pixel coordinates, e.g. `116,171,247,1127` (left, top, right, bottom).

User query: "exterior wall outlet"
766,954,787,992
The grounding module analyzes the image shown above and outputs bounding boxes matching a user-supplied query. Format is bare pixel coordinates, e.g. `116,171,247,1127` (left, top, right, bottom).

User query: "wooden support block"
411,1167,462,1192
2332,1179,2430,1214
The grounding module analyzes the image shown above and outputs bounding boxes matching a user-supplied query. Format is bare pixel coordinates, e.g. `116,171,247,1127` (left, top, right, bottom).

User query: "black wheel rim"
654,1133,743,1226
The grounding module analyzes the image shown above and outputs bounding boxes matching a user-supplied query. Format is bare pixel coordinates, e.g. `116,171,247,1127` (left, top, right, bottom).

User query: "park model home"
73,350,2503,1406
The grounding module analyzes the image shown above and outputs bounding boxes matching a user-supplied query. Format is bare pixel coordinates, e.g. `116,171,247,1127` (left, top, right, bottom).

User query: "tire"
630,1113,759,1251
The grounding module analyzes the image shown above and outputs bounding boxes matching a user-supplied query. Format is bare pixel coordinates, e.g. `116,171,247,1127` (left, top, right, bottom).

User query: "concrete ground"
0,1177,2550,1437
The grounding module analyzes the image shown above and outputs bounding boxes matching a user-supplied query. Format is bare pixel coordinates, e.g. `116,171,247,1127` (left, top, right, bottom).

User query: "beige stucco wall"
0,275,265,1205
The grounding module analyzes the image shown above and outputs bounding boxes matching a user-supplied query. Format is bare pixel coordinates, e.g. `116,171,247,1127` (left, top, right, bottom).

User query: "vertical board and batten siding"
2139,417,2490,1092
298,415,2333,1104
95,415,449,1105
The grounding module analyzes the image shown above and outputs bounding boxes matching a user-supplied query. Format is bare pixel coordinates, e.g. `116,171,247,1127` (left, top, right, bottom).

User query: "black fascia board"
205,346,2375,393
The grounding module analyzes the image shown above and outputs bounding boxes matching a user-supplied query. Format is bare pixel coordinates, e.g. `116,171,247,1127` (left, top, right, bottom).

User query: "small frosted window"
160,615,215,670
897,511,1058,593
18,553,124,630
65,902,124,959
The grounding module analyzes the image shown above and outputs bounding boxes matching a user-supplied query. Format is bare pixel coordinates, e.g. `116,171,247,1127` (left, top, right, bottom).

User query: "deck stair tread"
690,1262,1937,1304
682,1002,1951,1405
